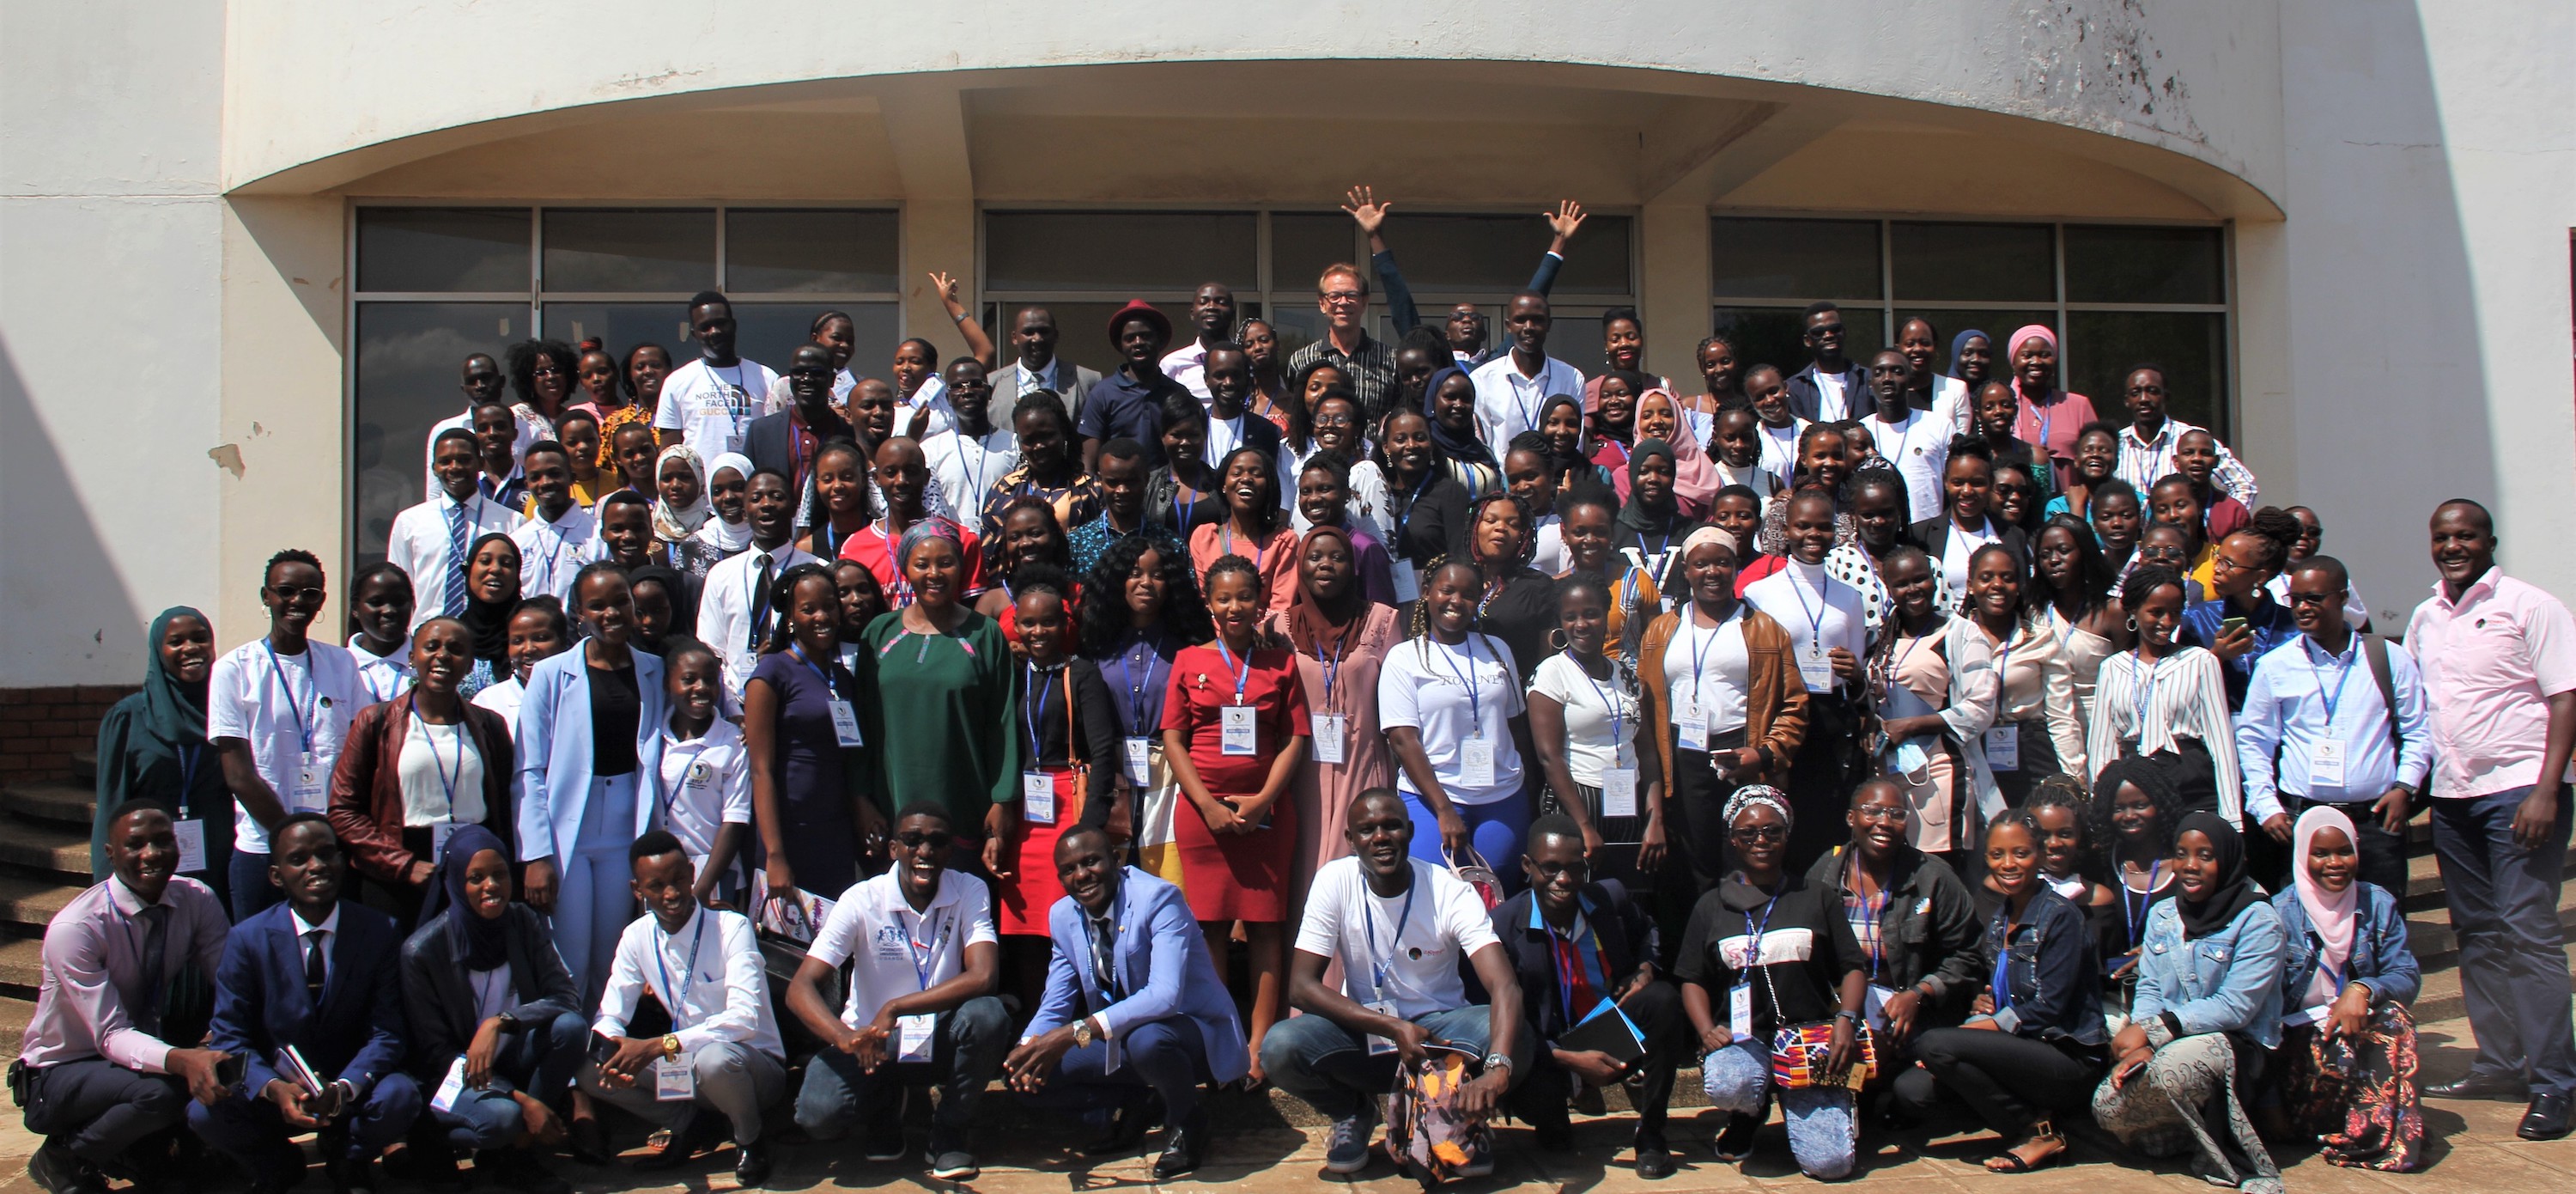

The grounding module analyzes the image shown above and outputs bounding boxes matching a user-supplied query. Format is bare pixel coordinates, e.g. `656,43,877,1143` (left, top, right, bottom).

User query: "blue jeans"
1702,1040,1855,1179
2433,786,2576,1097
1259,1004,1529,1120
188,1072,422,1183
1399,789,1530,892
425,1010,588,1151
1018,1017,1214,1128
795,996,1010,1151
228,850,282,923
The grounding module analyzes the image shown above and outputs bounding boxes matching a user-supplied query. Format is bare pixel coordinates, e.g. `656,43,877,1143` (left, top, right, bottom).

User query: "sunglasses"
1729,825,1787,844
896,831,953,850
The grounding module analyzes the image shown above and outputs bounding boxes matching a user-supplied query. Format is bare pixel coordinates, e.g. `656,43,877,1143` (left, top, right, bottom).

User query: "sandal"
1984,1121,2068,1173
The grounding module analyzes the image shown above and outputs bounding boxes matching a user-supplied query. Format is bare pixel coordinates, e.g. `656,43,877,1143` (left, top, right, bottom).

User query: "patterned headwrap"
1722,784,1793,830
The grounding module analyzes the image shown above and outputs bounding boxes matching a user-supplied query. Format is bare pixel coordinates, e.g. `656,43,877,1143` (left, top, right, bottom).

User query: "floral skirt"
2281,1003,2424,1172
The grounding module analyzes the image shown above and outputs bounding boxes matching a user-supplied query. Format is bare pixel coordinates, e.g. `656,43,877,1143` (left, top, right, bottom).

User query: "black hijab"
1422,366,1498,471
1616,438,1686,535
425,823,512,967
459,532,521,664
2172,811,2260,940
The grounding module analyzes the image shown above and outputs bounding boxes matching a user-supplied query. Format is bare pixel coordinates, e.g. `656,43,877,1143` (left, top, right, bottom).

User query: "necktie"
748,553,775,651
304,929,328,1002
1020,364,1042,397
134,905,171,1033
443,501,471,618
1087,911,1120,1008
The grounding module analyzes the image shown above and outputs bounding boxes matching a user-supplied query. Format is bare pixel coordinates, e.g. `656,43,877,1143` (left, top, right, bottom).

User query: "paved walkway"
0,1020,2568,1193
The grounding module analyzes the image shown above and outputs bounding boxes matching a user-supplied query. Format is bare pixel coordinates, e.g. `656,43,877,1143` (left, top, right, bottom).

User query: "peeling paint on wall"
2016,0,2208,149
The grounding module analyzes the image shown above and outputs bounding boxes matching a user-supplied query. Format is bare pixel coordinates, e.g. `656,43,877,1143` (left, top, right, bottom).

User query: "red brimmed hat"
1105,299,1172,345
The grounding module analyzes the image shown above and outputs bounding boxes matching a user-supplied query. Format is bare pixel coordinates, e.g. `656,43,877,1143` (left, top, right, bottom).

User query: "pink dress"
1262,604,1403,888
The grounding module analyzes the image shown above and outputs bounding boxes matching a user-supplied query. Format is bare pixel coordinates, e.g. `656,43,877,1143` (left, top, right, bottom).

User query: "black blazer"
744,407,856,484
398,903,583,1077
1488,882,1657,1044
1905,516,2031,572
1785,361,1869,423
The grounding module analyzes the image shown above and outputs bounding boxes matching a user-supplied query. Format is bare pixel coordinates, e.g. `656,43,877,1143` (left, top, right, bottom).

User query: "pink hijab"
2291,805,2361,1011
1612,388,1716,519
2007,324,2058,403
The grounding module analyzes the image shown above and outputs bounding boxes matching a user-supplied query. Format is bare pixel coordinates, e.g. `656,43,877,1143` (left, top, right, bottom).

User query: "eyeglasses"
266,586,326,604
896,831,953,850
1853,805,1908,825
1321,290,1364,305
1729,825,1787,844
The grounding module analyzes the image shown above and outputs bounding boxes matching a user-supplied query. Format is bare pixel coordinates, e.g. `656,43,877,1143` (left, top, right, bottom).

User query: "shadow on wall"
2280,0,2491,624
0,338,144,683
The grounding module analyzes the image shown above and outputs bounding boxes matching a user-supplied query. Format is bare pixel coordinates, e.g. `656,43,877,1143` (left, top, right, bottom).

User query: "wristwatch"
1073,1017,1097,1048
661,1033,683,1059
1483,1052,1515,1073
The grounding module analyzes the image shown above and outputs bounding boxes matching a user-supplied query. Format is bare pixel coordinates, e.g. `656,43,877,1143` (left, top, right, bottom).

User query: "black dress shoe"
2427,1073,2526,1101
1153,1109,1208,1181
325,1156,377,1194
1083,1101,1155,1157
2519,1092,2573,1141
26,1141,106,1194
1634,1145,1677,1180
734,1140,775,1189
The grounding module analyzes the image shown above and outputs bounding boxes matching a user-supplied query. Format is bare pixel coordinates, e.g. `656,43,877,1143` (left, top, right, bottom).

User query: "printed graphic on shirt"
1716,926,1814,970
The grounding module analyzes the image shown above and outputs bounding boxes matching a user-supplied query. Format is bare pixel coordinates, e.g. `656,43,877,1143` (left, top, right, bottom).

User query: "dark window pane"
2065,311,2228,430
355,208,528,293
2064,225,2225,304
735,302,902,381
1712,306,1883,383
1711,218,1879,300
985,211,1255,293
726,209,900,294
1893,308,2057,382
542,209,714,293
541,303,696,369
1273,213,1358,303
1890,222,2053,302
987,301,1151,378
354,302,529,563
1378,213,1631,295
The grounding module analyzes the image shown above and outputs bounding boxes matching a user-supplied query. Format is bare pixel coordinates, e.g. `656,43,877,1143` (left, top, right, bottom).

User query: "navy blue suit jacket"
210,900,410,1101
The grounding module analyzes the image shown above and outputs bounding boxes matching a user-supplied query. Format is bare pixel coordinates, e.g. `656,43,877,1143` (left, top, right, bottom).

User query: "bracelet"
951,311,970,324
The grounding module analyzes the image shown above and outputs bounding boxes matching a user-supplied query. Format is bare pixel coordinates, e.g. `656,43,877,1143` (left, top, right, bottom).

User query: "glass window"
725,209,900,295
1711,218,1879,300
1711,306,1884,382
540,303,694,363
2065,311,2227,429
541,208,715,293
355,208,528,294
1893,309,2057,380
735,302,902,381
1382,213,1633,295
353,302,529,564
2064,226,2225,305
984,211,1256,293
1273,213,1359,301
1890,222,2053,303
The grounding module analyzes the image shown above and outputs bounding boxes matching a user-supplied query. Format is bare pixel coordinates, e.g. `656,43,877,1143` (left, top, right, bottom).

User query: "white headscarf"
695,451,756,552
650,445,711,543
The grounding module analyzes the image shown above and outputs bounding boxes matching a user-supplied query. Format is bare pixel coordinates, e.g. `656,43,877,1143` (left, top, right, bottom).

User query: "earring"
2126,616,2138,632
1547,628,1569,650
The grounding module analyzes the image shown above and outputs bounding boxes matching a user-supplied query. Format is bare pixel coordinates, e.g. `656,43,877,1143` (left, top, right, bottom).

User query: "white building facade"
3,0,2571,689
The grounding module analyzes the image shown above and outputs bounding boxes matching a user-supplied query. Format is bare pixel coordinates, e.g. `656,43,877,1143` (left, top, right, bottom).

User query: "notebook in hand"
1556,1000,1646,1063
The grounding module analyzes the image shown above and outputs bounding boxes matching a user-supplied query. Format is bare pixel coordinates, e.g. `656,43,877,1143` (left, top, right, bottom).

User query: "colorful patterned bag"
1382,1046,1493,1185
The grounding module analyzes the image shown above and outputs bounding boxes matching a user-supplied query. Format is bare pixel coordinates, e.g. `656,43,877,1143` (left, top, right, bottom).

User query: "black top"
1386,471,1473,568
1674,874,1862,1039
587,660,641,777
397,904,583,1078
1804,843,1984,1013
1145,467,1224,538
1019,659,1125,826
1478,569,1560,685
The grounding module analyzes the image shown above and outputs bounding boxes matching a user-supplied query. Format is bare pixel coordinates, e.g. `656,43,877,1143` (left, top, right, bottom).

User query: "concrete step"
0,996,31,1064
0,935,44,996
2405,876,2576,967
71,750,94,787
0,874,80,934
0,778,94,829
0,818,94,884
2400,842,2576,911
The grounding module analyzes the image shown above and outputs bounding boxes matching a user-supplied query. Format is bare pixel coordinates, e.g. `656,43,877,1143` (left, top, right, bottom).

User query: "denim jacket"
1983,886,2107,1046
2269,882,2420,1013
2129,895,2289,1050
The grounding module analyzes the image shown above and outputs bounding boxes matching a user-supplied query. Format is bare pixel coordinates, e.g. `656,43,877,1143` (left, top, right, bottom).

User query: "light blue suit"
1022,868,1247,1126
514,644,667,1002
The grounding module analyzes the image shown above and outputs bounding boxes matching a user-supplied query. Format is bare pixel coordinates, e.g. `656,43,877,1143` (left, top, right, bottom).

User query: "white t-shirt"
470,676,524,727
396,715,486,827
347,635,414,706
920,427,1018,528
510,503,603,606
1662,606,1752,739
1205,414,1249,466
1295,857,1500,1020
205,639,366,852
901,375,957,441
654,356,780,459
1939,516,2002,600
1866,407,1947,522
1377,635,1526,806
657,720,752,865
1756,419,1808,490
1530,653,1641,786
762,368,856,417
808,870,999,1029
1743,559,1868,692
1530,515,1566,576
1812,371,1854,423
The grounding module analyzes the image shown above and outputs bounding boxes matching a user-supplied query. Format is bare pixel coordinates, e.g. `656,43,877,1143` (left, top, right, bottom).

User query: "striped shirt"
1285,332,1400,430
2085,646,2245,820
2115,418,2259,507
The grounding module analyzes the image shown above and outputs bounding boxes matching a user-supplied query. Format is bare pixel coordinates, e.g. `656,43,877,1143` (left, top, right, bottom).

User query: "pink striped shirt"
2404,568,2576,799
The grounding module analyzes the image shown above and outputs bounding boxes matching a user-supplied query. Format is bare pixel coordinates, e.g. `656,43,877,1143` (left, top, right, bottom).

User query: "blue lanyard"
2304,638,2357,732
1391,470,1437,540
1687,604,1737,711
1212,637,1254,705
1991,913,2019,1012
1024,664,1057,758
1787,570,1832,649
1175,486,1200,530
1742,889,1781,972
178,744,203,802
410,710,464,816
1574,656,1626,766
788,643,843,699
261,642,316,754
2311,931,2347,993
2130,651,2161,730
2123,862,2162,948
1219,522,1266,573
715,362,750,433
1317,632,1351,713
1636,530,1674,583
1364,878,1418,995
1434,636,1484,733
906,907,951,991
654,912,711,1019
1109,636,1167,735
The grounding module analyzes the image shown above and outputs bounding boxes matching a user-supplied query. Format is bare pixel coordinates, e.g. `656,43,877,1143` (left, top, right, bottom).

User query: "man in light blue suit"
513,563,668,1003
1003,825,1244,1180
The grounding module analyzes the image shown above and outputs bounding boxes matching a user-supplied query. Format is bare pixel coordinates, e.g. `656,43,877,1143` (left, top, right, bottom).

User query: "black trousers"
21,1057,188,1170
1889,1027,2104,1137
1783,692,1860,875
1505,980,1691,1148
1658,730,1747,967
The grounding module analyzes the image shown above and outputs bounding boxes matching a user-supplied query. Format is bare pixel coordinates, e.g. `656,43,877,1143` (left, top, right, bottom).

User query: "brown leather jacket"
326,691,515,885
1637,603,1810,795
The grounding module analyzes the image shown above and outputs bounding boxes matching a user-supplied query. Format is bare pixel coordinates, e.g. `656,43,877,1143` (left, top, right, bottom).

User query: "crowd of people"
21,192,2575,1194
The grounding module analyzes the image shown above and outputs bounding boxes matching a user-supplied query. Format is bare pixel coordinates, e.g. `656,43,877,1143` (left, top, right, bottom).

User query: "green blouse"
859,609,1023,828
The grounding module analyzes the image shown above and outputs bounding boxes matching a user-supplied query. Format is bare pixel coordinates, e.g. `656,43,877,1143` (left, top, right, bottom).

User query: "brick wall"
0,685,137,783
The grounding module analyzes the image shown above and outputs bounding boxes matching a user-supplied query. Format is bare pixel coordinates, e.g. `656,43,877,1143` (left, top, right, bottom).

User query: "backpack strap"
2360,634,2403,755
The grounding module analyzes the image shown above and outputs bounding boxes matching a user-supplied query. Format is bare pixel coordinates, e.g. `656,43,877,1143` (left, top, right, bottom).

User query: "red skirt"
996,766,1085,936
1173,777,1295,923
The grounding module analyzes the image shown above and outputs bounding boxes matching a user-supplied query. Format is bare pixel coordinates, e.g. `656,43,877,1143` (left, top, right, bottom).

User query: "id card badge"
653,1053,694,1101
1388,560,1420,604
291,752,328,810
1796,645,1835,693
829,699,865,747
1460,734,1497,787
1220,705,1258,757
173,819,208,874
1021,772,1056,825
896,1013,937,1063
1364,1000,1400,1056
430,1056,467,1114
2308,740,2347,788
1983,724,2020,771
1601,768,1640,818
1864,983,1897,1032
1728,983,1753,1039
1311,713,1347,765
1122,737,1153,786
430,821,460,863
1674,702,1709,750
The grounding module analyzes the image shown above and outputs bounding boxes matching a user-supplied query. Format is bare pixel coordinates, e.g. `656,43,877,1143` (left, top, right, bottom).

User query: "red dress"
1159,642,1309,922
